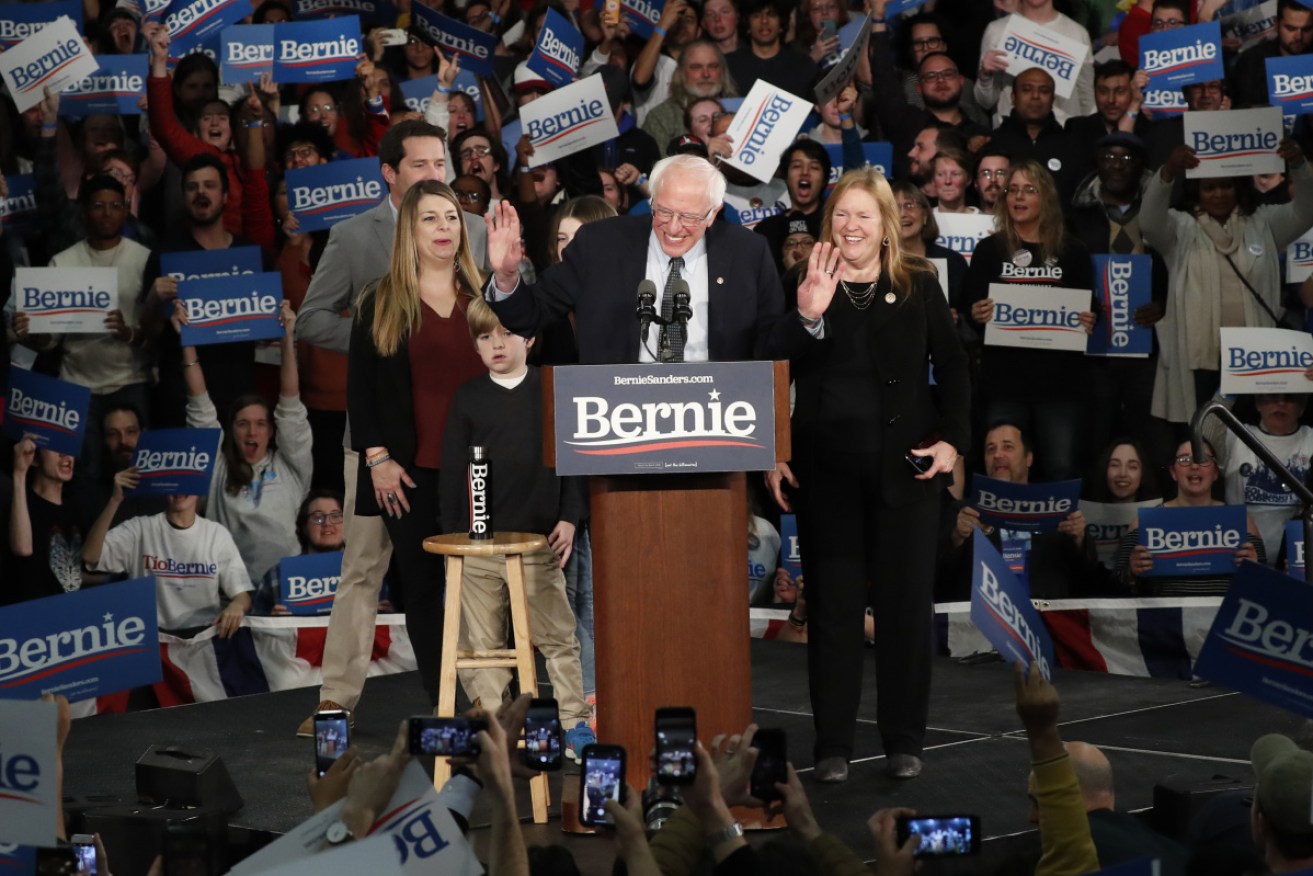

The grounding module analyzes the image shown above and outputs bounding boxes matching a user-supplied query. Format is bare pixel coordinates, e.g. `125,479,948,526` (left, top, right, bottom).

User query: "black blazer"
347,290,418,515
488,214,812,364
787,267,971,508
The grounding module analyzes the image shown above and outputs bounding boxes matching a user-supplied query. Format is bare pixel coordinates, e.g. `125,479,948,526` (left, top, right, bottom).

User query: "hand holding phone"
748,728,787,802
524,698,563,771
314,710,350,778
70,836,96,876
655,707,697,786
579,744,626,827
409,716,488,757
896,814,980,857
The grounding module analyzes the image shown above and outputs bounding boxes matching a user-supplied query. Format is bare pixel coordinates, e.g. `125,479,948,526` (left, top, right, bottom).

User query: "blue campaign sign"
970,532,1055,679
272,17,362,84
127,428,221,496
969,475,1082,534
166,0,253,56
0,173,38,233
1138,504,1248,576
179,272,284,346
280,551,344,616
886,0,930,13
0,578,161,701
527,8,583,88
1140,21,1223,90
160,245,262,282
4,369,90,458
619,0,664,39
294,0,393,23
399,71,481,116
60,54,148,117
1286,519,1305,580
0,845,35,873
823,142,893,193
286,156,384,232
410,5,497,77
1088,255,1153,357
0,0,82,49
778,514,801,579
1194,560,1313,718
1268,54,1313,117
220,24,273,84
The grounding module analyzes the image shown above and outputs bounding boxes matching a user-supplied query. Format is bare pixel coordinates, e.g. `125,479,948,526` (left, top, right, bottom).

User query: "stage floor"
63,640,1299,874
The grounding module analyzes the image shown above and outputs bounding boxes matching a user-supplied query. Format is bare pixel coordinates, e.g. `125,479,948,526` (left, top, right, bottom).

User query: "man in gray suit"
293,119,489,734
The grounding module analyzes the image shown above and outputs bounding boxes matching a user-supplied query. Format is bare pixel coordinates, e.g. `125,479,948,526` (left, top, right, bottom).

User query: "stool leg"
505,554,549,823
434,555,465,792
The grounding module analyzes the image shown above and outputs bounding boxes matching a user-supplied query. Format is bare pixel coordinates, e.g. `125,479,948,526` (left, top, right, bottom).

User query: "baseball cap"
1252,733,1313,835
668,134,710,158
1095,131,1147,156
513,62,553,96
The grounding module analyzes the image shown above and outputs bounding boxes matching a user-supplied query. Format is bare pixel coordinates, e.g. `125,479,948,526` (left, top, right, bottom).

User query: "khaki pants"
320,448,394,710
457,547,589,725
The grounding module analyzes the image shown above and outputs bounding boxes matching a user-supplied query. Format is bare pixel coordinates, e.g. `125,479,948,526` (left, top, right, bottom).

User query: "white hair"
649,154,727,213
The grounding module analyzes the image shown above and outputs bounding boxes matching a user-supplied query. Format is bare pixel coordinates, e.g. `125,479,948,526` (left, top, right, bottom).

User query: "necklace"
840,266,882,310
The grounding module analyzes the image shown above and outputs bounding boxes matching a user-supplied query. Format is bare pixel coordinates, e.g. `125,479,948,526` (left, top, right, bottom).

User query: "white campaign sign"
815,15,870,106
1222,0,1278,53
15,267,118,334
255,836,403,876
0,699,59,847
1287,226,1313,283
1220,326,1313,395
984,284,1092,352
1184,106,1284,178
723,80,814,184
1081,499,1162,566
520,73,619,167
928,257,949,301
0,16,99,113
997,14,1089,100
934,212,996,264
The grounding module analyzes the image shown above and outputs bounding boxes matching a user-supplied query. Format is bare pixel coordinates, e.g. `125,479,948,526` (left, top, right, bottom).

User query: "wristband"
799,312,822,329
246,120,265,128
653,24,667,36
489,10,501,22
366,453,392,468
636,173,648,186
838,113,852,121
42,122,57,131
871,16,885,23
436,84,452,94
1126,110,1138,118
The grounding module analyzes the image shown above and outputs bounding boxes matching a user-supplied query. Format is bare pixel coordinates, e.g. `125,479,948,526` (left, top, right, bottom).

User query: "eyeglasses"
978,168,1008,179
309,511,344,526
460,145,493,159
919,68,959,83
1151,17,1185,28
285,145,318,162
307,103,337,114
652,202,713,225
1006,185,1039,196
1097,151,1138,166
911,36,945,50
455,190,485,203
1173,455,1217,467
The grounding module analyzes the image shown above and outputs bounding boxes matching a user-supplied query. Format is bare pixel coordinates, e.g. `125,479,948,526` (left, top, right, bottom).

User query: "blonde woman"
347,179,486,705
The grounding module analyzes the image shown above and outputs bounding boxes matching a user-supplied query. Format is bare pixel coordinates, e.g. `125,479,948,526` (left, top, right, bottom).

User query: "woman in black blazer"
347,180,485,706
768,168,971,783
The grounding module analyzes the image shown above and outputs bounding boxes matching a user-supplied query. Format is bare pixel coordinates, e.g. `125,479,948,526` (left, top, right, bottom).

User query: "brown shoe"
297,700,353,737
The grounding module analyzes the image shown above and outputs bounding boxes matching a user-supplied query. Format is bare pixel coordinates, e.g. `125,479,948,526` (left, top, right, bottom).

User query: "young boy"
440,299,593,760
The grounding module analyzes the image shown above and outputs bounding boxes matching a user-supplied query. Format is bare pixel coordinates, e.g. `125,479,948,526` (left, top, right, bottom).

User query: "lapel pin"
716,276,724,284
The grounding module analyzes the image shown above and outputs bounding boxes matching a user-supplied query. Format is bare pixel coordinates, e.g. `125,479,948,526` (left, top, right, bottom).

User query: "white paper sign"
0,17,99,113
928,257,949,301
723,80,814,184
520,73,619,167
934,212,996,264
1222,0,1278,52
14,267,118,334
0,699,59,847
1184,107,1284,178
1220,326,1313,394
1081,499,1162,566
1287,226,1313,283
230,761,481,876
815,15,871,106
984,283,1092,352
997,14,1090,100
257,836,404,876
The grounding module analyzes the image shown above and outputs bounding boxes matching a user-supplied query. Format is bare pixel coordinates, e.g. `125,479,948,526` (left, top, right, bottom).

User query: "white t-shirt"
1224,426,1313,564
95,513,253,630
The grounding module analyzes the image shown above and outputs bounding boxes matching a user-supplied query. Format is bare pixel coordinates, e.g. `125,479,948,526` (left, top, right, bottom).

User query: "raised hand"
486,200,524,290
796,241,842,321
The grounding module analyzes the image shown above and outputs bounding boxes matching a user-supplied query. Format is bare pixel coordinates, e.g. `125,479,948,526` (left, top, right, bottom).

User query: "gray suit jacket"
295,196,489,445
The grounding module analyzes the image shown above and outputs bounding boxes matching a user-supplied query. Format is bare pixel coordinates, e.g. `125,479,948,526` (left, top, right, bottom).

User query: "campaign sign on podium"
552,362,776,476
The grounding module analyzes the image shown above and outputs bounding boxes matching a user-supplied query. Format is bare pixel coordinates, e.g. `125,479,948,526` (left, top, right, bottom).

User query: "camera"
641,776,684,831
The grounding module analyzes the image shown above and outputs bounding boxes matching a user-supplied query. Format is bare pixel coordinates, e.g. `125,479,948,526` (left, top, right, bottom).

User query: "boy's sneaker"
565,721,596,763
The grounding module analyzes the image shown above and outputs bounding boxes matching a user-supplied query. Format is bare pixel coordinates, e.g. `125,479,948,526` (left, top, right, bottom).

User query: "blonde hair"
365,180,483,356
994,159,1065,264
821,167,932,299
465,295,503,339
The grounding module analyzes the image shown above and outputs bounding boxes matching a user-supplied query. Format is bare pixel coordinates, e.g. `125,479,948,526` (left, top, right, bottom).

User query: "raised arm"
9,437,36,557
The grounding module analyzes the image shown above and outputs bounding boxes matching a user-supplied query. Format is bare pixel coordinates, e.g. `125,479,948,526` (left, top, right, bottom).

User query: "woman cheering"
347,180,486,705
767,168,970,783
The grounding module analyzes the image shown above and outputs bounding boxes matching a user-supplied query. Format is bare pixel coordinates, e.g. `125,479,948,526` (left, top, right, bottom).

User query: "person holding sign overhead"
966,159,1097,482
1142,138,1313,426
766,168,970,783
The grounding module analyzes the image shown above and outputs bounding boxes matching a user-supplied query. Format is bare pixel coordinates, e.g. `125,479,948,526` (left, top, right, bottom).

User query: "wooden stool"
422,531,551,824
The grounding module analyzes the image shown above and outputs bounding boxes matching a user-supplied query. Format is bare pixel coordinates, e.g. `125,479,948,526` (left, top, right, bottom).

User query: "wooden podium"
543,361,790,795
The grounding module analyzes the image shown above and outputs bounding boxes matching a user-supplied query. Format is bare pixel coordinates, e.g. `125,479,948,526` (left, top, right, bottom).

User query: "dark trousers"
380,466,445,706
795,450,940,760
307,408,347,493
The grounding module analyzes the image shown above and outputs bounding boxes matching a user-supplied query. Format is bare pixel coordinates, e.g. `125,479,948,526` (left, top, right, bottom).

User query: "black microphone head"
637,279,657,304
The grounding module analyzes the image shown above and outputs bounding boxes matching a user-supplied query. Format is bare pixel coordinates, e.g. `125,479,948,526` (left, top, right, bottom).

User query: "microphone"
671,279,692,327
636,279,658,338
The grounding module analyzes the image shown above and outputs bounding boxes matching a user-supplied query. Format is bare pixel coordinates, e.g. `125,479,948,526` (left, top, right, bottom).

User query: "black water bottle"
468,446,493,540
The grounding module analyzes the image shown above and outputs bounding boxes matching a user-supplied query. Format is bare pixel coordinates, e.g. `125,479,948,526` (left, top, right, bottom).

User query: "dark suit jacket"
346,292,417,515
487,215,809,364
788,268,971,508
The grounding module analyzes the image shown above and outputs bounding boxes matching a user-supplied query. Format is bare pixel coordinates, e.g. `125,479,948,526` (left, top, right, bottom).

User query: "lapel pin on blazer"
716,276,724,284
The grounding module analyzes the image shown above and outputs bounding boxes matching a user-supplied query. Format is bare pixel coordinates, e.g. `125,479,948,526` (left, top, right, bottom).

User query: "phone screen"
749,728,787,801
71,840,96,876
314,712,350,778
524,700,563,771
409,717,487,757
580,748,624,827
898,815,980,857
655,709,696,785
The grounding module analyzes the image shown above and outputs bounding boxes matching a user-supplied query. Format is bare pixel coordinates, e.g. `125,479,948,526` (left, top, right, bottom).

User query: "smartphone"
313,709,350,778
70,835,96,875
161,822,212,876
654,707,697,786
819,18,838,40
377,27,409,46
579,744,626,828
408,716,488,757
905,432,942,475
524,698,563,772
749,728,787,802
896,814,981,857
